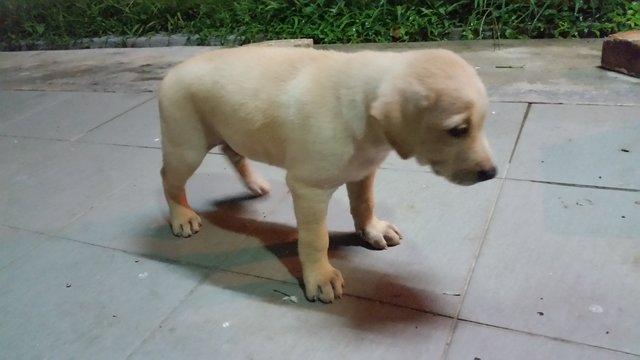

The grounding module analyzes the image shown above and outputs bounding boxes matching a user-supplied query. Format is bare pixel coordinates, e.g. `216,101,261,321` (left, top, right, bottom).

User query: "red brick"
601,30,640,78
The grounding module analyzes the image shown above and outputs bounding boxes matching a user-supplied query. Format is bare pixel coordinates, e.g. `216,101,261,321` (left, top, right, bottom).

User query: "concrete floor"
0,40,639,359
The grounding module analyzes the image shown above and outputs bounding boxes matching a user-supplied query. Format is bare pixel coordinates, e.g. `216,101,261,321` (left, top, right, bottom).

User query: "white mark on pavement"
589,304,603,313
282,295,298,303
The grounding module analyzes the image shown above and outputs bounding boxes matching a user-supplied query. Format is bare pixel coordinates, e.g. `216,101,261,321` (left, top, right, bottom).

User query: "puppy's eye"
447,124,469,138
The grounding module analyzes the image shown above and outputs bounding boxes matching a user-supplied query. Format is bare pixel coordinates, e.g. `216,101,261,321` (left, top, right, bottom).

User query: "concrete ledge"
3,34,314,51
601,30,640,78
2,33,245,51
244,39,313,48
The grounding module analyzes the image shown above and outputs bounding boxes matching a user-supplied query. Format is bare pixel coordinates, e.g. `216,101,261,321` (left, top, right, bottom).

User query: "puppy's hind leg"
161,148,207,238
222,144,271,196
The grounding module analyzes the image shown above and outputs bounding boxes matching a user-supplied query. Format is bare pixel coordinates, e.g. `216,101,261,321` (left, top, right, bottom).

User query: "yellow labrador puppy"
159,46,496,303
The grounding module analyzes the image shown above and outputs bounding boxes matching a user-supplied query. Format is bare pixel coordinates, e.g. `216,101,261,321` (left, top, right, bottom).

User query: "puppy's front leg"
347,170,402,249
287,177,344,303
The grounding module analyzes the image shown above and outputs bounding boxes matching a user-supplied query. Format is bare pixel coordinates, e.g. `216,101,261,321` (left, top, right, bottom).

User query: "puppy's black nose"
477,166,497,182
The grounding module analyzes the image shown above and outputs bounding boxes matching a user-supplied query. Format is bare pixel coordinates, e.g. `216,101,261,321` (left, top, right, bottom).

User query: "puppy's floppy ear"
370,80,432,159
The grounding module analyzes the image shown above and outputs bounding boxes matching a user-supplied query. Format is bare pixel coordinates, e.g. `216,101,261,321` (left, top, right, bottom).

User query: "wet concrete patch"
0,39,637,105
0,47,213,93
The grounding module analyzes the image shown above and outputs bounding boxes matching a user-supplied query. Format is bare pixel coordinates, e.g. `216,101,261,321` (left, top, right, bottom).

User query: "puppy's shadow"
202,194,371,286
141,171,442,327
192,192,441,327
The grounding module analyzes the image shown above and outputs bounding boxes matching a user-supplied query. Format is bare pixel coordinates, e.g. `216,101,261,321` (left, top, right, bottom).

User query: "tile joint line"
457,318,640,357
70,95,157,142
440,175,508,360
523,178,640,193
508,102,532,164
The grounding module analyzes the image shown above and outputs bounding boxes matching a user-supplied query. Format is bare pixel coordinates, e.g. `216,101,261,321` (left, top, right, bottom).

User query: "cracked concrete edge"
0,34,245,52
2,35,315,52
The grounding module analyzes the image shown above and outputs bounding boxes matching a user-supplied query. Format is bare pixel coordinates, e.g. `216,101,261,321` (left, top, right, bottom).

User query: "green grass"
1,0,639,50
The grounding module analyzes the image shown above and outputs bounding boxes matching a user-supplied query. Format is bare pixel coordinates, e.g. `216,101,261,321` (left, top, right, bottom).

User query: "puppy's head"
370,49,496,186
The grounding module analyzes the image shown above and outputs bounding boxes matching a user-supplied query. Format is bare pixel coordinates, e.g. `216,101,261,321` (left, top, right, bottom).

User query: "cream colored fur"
159,46,496,303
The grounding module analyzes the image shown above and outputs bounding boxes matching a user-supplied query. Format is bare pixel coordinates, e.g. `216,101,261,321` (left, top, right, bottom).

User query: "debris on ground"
282,295,298,303
576,199,594,206
274,289,298,304
589,304,604,313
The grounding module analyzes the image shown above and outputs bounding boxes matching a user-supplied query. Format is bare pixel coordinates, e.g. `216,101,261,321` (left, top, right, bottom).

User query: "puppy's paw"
244,175,271,196
169,208,202,238
361,219,402,250
303,263,345,303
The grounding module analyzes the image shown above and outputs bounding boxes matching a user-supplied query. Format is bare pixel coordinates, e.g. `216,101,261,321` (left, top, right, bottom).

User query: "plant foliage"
0,0,638,50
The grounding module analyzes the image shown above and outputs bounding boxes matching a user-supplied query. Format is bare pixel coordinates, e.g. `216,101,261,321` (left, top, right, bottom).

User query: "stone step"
601,30,640,78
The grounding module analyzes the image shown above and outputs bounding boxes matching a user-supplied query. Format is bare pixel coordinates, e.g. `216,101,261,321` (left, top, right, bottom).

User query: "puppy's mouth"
449,170,479,186
431,163,481,186
430,160,498,186
429,161,445,176
449,167,498,186
431,163,470,181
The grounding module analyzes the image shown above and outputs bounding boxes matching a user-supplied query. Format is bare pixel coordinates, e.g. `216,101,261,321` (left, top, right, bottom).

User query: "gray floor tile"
0,138,161,233
129,270,453,360
0,236,207,360
509,104,640,189
220,169,502,316
460,180,640,354
77,96,223,155
59,154,290,267
0,92,153,140
79,97,161,148
0,90,70,125
0,225,46,269
381,102,526,177
0,136,62,185
446,322,639,360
